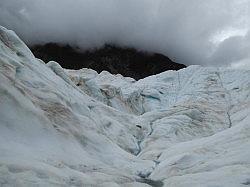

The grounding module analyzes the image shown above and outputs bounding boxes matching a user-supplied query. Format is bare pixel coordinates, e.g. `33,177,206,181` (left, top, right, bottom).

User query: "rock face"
0,26,250,187
31,43,186,80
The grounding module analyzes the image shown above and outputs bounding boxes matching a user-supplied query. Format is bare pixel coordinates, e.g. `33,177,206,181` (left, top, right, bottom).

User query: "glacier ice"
0,25,250,187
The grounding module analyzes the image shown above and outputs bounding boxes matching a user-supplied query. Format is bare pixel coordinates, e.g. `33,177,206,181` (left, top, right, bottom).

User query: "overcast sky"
0,0,249,67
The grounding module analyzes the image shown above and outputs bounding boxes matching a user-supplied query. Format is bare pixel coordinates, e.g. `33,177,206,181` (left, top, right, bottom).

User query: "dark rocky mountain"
30,43,186,80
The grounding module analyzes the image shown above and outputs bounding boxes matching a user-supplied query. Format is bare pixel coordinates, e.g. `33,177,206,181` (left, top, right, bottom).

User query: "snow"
0,25,250,186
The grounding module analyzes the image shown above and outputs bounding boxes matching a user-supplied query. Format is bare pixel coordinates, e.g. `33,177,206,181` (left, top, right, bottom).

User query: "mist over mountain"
0,0,249,67
31,43,186,80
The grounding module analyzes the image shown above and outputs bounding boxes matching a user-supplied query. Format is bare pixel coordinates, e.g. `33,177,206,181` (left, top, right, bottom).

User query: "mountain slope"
0,26,250,187
30,43,186,80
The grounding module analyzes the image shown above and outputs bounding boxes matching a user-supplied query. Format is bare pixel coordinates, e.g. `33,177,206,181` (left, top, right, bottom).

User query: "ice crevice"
216,70,233,128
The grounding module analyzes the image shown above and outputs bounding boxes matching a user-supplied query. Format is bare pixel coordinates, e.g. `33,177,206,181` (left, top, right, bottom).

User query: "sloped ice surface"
0,26,250,187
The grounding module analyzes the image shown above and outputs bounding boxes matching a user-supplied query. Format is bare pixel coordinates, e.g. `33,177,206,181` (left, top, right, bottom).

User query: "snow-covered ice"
0,26,250,187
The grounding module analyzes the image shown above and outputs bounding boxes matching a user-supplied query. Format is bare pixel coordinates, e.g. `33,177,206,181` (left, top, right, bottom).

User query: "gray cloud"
0,0,249,66
210,32,250,65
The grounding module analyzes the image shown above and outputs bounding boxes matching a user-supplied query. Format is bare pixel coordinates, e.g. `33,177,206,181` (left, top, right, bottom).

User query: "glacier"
0,25,250,187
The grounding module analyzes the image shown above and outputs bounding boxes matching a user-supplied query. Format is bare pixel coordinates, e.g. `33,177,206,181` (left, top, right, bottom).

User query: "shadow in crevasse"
136,178,164,187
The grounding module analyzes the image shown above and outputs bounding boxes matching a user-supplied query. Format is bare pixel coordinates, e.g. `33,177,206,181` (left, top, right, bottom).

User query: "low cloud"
0,0,249,66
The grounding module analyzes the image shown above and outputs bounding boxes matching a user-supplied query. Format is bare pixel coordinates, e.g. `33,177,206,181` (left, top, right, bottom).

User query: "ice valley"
0,26,250,187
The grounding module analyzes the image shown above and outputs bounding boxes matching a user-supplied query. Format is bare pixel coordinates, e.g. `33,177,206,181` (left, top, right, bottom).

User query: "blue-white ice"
0,26,250,187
